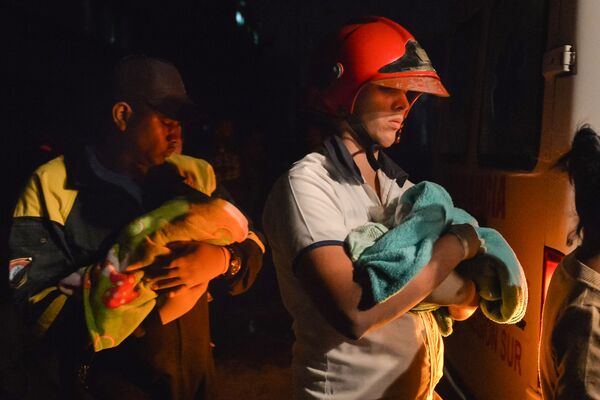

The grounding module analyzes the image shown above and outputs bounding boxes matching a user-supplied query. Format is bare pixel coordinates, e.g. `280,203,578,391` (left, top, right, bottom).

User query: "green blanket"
347,181,528,336
83,197,248,351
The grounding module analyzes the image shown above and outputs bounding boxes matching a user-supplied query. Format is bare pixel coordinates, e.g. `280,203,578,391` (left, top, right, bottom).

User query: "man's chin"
150,156,169,166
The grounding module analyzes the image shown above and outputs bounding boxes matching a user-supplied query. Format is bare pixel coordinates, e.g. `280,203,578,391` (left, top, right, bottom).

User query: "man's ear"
112,101,133,132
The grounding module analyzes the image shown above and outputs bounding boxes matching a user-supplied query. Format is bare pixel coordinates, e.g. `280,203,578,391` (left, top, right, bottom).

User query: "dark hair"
555,125,600,244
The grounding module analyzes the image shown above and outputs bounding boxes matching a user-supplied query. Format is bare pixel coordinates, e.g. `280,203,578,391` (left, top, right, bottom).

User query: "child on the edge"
539,125,600,399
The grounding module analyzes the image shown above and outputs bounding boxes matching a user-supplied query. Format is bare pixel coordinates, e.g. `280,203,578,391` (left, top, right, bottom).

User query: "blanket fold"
347,181,527,336
83,196,249,351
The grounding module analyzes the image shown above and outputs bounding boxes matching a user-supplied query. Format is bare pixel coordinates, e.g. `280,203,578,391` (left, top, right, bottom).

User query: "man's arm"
143,183,265,298
9,218,92,350
146,235,264,297
296,232,477,340
162,155,265,296
9,164,86,338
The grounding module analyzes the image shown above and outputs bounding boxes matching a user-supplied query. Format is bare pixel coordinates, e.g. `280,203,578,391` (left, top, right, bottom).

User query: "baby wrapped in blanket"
346,181,528,336
83,196,249,351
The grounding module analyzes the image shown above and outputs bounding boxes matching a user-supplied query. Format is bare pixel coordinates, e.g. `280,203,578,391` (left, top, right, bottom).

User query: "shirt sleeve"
553,302,600,399
263,164,349,267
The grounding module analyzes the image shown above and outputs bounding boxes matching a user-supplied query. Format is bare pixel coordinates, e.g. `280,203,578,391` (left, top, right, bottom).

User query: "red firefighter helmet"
317,16,449,115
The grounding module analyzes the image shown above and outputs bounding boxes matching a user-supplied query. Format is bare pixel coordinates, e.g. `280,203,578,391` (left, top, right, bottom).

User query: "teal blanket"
347,181,527,335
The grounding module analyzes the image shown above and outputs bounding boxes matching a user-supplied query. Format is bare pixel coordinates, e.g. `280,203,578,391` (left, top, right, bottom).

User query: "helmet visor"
372,76,450,97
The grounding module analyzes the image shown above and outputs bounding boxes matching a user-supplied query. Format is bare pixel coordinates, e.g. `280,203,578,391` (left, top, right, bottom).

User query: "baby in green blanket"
84,196,249,351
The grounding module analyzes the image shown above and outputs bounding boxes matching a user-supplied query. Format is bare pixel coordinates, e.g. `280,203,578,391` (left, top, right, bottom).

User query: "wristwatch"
224,245,242,277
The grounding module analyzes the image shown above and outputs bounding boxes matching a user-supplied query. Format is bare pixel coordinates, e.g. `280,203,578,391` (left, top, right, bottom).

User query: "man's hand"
58,270,84,296
145,241,229,298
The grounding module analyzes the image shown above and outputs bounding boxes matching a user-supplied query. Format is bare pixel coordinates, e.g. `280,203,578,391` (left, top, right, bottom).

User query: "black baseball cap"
112,55,200,121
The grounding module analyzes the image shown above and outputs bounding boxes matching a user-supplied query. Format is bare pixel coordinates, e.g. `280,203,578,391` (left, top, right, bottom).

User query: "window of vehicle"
437,11,484,163
477,0,547,170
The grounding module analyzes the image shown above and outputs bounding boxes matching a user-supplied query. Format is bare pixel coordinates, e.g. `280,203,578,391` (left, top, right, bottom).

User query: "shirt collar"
322,135,409,186
63,145,100,188
85,146,143,203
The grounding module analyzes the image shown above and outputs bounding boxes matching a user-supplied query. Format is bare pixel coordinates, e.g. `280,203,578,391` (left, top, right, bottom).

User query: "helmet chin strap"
346,114,400,172
344,91,419,171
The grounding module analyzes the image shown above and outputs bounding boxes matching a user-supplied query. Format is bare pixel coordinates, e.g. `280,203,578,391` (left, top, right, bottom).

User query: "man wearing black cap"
8,55,264,399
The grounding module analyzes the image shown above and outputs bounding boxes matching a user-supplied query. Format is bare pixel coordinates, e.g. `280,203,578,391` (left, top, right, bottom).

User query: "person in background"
8,55,264,399
211,118,242,185
262,17,480,400
539,125,600,399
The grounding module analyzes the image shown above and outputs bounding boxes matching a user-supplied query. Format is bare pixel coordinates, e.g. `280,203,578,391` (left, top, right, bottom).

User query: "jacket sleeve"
9,162,85,338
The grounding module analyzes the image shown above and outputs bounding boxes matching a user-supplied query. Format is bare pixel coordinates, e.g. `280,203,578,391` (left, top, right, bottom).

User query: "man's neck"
94,142,148,183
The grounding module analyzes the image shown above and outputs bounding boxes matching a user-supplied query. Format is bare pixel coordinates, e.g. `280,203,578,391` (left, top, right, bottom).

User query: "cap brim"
147,95,203,122
372,76,450,97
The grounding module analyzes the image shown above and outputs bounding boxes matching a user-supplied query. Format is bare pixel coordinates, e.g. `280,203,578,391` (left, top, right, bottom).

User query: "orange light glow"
541,247,564,310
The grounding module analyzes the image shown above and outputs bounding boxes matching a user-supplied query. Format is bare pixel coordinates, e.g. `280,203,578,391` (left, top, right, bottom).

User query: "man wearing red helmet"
263,17,480,399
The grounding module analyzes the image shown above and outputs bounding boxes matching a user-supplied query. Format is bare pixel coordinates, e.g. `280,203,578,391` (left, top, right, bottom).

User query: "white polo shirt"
263,136,443,400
